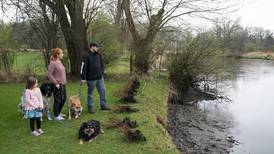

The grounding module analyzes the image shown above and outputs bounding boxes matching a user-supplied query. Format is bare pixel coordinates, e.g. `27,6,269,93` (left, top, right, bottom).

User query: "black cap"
89,42,102,48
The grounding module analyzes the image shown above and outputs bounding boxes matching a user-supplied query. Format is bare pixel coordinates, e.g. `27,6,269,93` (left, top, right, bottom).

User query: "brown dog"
68,95,83,120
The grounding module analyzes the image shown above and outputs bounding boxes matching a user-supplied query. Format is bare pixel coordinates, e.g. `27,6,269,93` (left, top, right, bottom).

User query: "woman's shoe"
36,129,44,134
31,131,40,136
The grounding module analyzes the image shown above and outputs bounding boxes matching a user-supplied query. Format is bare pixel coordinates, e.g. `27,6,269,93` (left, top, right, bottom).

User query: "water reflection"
200,59,274,154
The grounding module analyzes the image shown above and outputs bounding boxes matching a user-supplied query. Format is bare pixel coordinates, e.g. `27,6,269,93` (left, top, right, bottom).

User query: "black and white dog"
79,120,104,144
40,83,54,120
18,90,27,119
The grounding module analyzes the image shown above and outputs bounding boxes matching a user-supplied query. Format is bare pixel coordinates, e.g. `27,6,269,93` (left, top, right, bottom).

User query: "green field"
0,52,179,154
13,52,47,75
12,51,130,76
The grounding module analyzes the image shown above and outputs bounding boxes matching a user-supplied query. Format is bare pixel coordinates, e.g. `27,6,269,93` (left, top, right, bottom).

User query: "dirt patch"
167,101,238,154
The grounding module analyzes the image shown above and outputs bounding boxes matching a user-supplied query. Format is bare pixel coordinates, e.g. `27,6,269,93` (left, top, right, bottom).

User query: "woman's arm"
48,62,58,85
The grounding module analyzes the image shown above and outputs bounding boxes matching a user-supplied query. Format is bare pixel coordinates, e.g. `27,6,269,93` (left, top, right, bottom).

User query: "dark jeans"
87,77,107,109
30,117,41,131
53,84,66,117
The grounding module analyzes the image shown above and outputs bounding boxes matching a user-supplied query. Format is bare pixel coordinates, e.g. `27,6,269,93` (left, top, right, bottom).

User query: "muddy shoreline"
167,101,238,154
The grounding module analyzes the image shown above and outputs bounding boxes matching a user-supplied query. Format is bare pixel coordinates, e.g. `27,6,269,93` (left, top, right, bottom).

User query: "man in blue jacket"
80,42,110,113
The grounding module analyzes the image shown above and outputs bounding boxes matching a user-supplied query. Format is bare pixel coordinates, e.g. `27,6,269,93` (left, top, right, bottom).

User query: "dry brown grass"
242,51,274,60
111,104,139,113
114,75,140,101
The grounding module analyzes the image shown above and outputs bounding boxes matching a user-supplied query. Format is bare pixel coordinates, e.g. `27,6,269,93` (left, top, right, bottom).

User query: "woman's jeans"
87,77,107,109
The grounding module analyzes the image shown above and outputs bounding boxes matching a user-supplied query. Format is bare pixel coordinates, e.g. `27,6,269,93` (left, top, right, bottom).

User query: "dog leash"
79,82,83,98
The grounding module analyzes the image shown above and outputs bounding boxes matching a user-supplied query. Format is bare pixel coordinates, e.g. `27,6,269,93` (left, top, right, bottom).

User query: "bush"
244,42,258,52
168,34,221,101
0,50,15,74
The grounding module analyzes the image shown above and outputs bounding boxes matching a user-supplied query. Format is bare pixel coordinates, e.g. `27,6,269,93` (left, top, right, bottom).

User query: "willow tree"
121,0,239,74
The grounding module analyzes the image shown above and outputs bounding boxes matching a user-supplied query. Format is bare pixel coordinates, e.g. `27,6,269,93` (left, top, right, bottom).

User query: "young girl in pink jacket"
24,77,44,136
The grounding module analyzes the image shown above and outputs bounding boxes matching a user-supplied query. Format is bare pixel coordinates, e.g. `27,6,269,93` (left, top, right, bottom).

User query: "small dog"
18,91,27,119
79,120,104,144
68,95,83,120
40,83,54,120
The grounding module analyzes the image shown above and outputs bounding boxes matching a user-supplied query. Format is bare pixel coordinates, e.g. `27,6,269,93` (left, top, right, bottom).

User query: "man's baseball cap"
89,42,102,48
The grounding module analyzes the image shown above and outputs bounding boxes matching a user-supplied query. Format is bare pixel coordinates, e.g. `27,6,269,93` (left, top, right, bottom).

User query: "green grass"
105,55,130,74
13,52,47,76
11,51,130,76
0,51,179,153
0,79,178,154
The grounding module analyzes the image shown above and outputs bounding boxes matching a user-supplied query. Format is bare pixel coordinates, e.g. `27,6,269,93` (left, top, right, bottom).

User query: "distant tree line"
0,0,272,77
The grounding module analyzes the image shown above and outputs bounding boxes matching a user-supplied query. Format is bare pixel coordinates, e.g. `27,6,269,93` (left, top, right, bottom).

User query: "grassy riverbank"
0,51,179,153
0,79,178,154
241,51,274,60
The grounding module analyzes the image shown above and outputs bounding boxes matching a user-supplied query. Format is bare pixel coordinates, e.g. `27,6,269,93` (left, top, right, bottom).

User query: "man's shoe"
88,108,95,114
100,107,111,111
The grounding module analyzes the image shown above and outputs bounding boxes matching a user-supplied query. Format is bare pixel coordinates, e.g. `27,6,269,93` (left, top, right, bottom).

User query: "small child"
24,77,44,136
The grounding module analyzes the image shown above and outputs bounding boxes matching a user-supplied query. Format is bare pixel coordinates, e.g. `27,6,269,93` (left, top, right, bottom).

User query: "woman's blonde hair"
50,48,63,61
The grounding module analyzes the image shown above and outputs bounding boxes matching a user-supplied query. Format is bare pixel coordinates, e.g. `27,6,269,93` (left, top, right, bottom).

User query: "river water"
168,59,274,154
200,59,274,153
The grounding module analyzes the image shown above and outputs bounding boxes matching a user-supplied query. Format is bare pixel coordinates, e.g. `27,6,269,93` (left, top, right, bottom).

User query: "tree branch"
123,0,141,41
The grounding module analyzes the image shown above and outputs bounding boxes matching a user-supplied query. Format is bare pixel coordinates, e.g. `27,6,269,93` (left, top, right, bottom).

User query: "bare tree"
37,0,103,78
7,0,60,68
121,0,239,74
213,19,242,53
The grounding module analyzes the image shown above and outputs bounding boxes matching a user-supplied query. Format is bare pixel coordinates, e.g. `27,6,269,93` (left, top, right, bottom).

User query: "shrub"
168,34,222,102
244,42,258,52
0,50,15,74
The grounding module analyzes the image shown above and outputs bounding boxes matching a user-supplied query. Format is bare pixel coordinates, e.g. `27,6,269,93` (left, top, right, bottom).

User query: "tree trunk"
132,40,152,74
114,0,125,42
61,24,87,78
122,0,164,74
41,0,88,78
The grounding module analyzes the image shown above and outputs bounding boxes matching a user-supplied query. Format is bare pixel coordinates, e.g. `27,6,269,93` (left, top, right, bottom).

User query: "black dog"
40,83,54,97
79,120,104,144
40,83,54,120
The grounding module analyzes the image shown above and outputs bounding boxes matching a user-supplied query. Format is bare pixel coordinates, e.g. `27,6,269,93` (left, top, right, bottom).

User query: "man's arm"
80,54,88,81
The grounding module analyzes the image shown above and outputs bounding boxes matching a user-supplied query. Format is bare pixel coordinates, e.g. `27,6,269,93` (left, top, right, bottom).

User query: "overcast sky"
1,0,273,31
236,0,274,30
